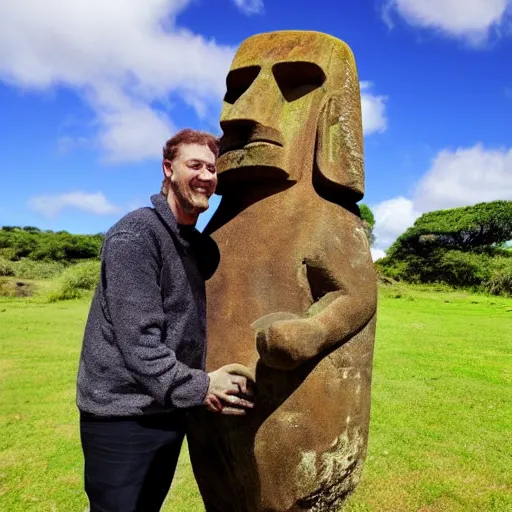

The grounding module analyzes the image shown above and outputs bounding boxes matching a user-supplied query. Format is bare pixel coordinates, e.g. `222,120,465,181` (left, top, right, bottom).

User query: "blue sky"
1,0,511,257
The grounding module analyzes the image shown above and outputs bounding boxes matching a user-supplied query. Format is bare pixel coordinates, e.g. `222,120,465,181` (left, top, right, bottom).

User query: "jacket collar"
150,193,220,280
150,193,182,236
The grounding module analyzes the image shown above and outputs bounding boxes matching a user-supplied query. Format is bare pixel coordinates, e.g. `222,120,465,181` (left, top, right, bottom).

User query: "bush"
0,257,15,277
484,258,512,296
46,260,100,302
0,227,103,262
0,247,17,260
376,258,409,281
12,259,66,280
437,251,491,287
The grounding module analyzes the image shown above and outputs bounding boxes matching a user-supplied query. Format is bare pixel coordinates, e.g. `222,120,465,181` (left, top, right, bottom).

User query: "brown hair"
161,129,219,196
163,128,219,161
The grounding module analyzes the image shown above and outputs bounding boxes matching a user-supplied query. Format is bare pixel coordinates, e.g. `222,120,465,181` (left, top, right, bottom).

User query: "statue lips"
220,138,283,157
219,125,284,156
216,131,289,188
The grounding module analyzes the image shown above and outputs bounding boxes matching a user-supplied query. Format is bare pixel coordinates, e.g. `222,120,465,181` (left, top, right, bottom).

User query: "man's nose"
198,167,217,182
220,69,283,137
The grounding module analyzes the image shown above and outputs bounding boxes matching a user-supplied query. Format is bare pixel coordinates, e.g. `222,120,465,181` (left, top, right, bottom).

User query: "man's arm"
102,231,209,409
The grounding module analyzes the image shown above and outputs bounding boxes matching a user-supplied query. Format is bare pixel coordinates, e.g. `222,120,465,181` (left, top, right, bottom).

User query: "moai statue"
188,31,377,512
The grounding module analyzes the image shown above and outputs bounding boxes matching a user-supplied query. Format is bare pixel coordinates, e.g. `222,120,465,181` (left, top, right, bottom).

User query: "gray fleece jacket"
76,194,219,416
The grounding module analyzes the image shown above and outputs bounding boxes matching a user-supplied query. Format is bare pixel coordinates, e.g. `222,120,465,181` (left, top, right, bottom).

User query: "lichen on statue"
187,30,377,512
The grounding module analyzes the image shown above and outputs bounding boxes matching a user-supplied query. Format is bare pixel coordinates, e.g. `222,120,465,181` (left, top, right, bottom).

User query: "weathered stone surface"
187,30,377,512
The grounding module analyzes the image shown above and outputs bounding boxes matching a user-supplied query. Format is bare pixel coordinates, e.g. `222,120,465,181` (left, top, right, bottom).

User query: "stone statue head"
217,30,364,201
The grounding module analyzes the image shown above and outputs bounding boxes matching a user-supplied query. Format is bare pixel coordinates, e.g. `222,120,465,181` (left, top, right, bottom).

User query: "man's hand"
205,364,255,415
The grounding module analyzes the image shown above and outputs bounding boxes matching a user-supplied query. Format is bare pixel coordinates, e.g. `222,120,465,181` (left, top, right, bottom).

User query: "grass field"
0,284,511,511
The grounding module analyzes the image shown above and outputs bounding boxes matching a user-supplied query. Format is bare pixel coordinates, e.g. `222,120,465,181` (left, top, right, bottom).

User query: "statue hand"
256,317,325,370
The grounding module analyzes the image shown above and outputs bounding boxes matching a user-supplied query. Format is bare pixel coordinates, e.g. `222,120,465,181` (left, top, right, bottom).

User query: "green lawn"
0,285,510,511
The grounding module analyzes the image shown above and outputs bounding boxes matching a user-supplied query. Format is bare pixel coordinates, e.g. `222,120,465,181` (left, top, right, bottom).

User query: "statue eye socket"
272,62,326,102
224,66,261,104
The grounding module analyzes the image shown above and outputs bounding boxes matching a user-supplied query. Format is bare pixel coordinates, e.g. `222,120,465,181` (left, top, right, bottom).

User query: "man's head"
216,31,364,201
161,129,219,224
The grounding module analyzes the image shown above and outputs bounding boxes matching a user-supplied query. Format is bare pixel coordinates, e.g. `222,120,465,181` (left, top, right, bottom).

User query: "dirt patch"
0,278,36,297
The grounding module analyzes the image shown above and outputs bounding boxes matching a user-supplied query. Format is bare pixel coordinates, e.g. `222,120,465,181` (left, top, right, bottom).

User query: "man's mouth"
192,186,211,196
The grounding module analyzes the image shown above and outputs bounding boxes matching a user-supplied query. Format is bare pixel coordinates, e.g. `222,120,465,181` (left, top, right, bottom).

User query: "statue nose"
220,71,283,137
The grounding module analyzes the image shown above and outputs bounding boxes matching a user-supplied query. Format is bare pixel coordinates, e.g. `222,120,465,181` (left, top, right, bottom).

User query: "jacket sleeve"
101,231,210,409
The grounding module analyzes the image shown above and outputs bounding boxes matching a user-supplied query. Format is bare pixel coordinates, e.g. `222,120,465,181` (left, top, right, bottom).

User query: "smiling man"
76,129,254,512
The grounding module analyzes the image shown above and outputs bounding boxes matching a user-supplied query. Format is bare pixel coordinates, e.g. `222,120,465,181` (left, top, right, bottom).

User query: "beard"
170,178,210,215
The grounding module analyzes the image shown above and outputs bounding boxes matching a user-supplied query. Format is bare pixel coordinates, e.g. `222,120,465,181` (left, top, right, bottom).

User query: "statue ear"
315,92,365,201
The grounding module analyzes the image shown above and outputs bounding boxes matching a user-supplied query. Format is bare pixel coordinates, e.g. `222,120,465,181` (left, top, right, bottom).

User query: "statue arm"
256,222,377,370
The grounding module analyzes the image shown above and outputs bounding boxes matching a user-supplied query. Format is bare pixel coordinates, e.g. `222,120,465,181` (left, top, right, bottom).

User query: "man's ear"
162,159,173,179
315,92,365,201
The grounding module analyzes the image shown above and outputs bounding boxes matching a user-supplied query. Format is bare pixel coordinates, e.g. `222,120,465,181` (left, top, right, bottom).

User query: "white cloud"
371,248,387,261
96,99,175,163
414,144,512,211
360,82,388,135
29,192,121,218
371,144,512,252
372,197,421,252
0,0,386,161
0,0,234,162
232,0,264,15
384,0,512,44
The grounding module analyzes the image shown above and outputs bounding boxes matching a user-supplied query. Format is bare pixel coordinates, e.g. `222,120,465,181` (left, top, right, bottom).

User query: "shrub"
0,257,15,277
0,247,17,260
12,259,66,280
484,258,512,296
0,227,103,262
46,260,100,302
437,251,491,287
376,258,409,281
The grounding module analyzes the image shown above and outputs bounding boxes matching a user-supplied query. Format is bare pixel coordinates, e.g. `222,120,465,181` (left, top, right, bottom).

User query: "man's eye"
189,162,201,169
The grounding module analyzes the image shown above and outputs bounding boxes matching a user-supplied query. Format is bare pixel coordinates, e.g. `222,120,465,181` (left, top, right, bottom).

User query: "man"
76,129,254,512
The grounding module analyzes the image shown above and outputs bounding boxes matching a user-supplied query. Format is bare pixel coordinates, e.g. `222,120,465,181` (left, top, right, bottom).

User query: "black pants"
80,412,185,512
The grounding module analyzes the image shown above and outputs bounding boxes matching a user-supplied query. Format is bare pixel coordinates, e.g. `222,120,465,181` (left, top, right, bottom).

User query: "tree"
387,200,512,260
22,226,41,233
0,226,104,262
378,200,512,295
359,203,375,245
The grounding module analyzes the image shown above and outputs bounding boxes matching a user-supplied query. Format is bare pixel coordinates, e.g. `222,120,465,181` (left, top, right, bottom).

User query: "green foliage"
12,259,66,280
1,256,67,280
484,258,512,297
387,200,512,260
380,201,512,296
0,257,15,276
0,227,103,262
359,203,375,229
437,250,492,287
359,203,376,245
46,260,100,302
21,226,41,233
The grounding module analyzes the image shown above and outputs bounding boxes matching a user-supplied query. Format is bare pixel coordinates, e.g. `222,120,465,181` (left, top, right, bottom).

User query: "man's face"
164,143,218,216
